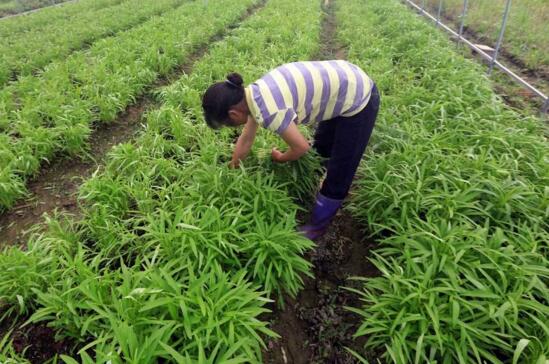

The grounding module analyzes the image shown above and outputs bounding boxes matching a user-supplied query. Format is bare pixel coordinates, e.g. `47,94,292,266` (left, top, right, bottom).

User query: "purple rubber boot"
299,193,343,240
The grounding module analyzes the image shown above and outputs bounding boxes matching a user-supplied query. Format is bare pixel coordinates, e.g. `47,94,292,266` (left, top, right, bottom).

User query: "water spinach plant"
337,0,549,363
0,0,185,87
0,0,323,362
0,0,257,211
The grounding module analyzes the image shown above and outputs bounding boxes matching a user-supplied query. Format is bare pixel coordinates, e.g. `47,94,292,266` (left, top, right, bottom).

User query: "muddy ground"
262,210,380,364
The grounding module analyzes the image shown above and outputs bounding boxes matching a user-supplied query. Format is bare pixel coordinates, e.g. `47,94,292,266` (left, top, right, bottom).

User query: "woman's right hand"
228,159,240,169
230,117,258,168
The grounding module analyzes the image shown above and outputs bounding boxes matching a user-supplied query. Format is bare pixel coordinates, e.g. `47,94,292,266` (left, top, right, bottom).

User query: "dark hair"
202,73,245,129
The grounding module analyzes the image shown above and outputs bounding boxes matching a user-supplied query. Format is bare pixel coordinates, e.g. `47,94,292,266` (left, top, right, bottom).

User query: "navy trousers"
313,84,380,200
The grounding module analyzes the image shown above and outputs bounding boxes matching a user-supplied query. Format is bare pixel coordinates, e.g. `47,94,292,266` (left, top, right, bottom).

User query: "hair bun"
226,72,244,88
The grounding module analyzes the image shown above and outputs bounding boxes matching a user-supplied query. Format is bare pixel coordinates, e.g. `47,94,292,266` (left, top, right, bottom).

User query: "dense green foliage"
0,0,184,87
0,0,71,17
338,1,549,363
0,0,322,362
0,0,256,211
0,0,123,36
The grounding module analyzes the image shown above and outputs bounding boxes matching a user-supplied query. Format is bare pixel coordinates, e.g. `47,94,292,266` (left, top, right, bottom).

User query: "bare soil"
317,0,346,61
0,0,267,248
0,312,75,364
262,211,379,364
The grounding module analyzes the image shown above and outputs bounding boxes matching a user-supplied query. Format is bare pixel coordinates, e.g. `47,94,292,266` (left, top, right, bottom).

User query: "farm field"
411,0,549,73
0,0,548,363
0,0,72,17
0,0,258,211
0,0,123,35
408,0,549,111
340,0,549,362
0,0,186,86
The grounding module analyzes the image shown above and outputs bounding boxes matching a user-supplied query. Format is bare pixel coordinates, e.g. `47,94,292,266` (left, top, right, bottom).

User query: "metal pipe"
542,99,549,115
404,0,548,110
421,0,426,12
489,0,512,74
458,0,469,44
436,0,443,26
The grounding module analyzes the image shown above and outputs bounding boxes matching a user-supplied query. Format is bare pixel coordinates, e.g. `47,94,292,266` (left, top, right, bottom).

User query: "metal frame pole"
489,0,512,74
436,0,443,26
457,0,469,44
542,99,549,115
421,0,426,12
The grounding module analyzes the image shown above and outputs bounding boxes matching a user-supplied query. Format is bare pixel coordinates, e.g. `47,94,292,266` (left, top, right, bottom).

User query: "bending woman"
202,60,380,240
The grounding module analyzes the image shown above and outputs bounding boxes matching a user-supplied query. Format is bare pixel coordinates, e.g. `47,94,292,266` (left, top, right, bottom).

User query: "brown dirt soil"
262,210,380,364
0,0,267,248
0,311,75,364
317,0,346,61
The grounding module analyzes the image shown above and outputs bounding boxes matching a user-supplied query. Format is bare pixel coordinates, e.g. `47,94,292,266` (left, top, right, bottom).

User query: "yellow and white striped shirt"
244,60,374,134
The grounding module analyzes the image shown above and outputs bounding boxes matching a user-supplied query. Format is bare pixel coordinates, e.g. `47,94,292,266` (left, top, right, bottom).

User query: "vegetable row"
0,0,124,36
338,0,549,363
0,0,323,362
0,0,185,87
0,0,72,17
0,0,256,211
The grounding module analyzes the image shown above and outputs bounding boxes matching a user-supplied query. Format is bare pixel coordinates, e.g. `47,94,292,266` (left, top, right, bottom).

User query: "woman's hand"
271,148,285,163
270,122,310,163
230,116,258,168
228,159,240,168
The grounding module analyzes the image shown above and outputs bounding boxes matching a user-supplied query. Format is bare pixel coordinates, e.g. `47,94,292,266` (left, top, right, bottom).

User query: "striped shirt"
244,60,374,134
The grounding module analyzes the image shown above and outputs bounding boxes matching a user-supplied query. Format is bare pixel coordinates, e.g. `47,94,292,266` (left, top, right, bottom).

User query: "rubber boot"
299,193,343,240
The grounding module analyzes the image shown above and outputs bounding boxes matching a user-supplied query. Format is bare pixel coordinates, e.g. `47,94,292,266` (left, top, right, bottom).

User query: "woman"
202,60,380,240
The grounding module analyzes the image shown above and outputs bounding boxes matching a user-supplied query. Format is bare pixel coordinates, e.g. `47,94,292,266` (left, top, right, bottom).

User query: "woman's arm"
230,116,258,168
271,121,310,163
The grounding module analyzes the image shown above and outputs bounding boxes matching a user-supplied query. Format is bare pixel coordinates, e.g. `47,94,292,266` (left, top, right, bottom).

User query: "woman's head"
202,73,248,129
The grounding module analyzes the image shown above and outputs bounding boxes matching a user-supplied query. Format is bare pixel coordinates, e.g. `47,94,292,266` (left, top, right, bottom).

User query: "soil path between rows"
0,0,267,247
262,1,379,362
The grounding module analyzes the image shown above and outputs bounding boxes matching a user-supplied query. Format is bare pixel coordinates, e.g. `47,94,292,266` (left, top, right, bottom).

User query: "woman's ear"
228,109,247,125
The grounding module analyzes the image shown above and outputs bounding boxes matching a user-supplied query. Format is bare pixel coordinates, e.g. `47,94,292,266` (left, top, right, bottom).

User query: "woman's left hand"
270,122,310,163
271,148,286,163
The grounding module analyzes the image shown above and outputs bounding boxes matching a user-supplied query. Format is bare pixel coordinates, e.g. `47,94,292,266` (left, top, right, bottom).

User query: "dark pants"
313,84,380,200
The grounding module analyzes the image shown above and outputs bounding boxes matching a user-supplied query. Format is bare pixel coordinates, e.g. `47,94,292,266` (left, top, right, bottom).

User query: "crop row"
0,0,322,362
0,0,72,17
0,0,185,87
337,0,549,363
0,0,73,17
0,0,124,37
0,0,258,211
412,0,549,71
